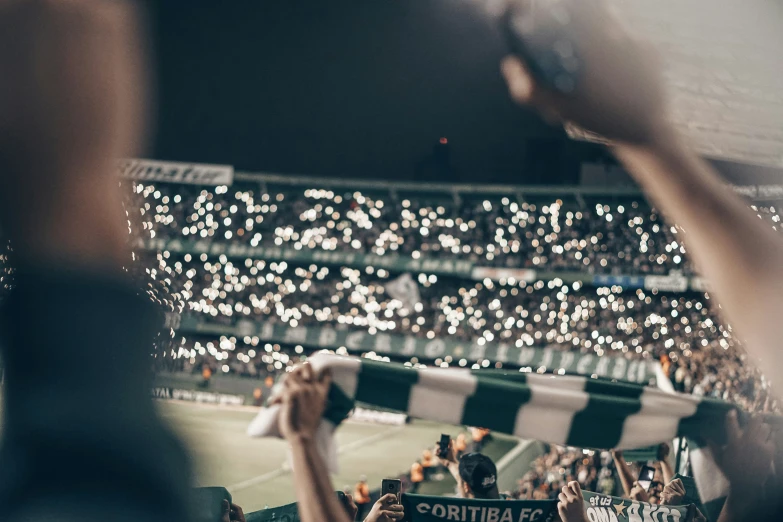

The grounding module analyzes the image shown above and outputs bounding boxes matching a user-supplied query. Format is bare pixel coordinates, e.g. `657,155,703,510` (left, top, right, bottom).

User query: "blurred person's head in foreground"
459,453,499,499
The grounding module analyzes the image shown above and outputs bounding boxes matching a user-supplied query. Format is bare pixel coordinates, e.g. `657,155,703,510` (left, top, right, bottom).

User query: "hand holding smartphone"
637,464,656,492
437,434,451,460
381,478,402,504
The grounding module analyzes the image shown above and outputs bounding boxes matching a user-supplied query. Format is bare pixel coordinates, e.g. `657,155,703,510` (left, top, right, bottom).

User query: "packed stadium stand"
121,175,780,417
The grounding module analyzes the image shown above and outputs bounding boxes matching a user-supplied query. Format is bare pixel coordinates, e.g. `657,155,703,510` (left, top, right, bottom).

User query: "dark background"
146,0,609,185
146,1,781,187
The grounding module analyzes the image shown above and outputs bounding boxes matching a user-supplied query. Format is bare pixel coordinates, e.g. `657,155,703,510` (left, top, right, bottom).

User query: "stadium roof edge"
234,171,645,197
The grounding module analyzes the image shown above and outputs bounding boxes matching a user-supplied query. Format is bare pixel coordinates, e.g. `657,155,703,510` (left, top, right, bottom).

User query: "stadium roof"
149,1,782,182
603,0,783,168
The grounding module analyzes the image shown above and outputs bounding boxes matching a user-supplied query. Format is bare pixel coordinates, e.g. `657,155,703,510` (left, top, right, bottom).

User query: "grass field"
160,400,513,512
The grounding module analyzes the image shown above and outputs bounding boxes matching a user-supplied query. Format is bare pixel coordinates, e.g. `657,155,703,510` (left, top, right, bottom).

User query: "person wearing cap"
458,453,502,499
435,439,502,499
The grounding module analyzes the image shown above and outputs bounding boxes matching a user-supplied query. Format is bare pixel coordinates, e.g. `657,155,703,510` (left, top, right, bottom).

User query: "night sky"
147,1,604,185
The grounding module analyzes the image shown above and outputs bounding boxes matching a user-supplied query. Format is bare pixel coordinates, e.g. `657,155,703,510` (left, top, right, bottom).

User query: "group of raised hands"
556,480,708,522
341,492,404,522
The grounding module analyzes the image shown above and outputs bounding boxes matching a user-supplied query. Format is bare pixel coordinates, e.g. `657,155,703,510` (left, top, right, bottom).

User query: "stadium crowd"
124,178,781,415
140,244,773,412
125,181,783,277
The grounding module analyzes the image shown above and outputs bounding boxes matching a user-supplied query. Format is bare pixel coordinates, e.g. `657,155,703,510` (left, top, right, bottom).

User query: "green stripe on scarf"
567,381,644,449
355,359,419,411
461,376,532,433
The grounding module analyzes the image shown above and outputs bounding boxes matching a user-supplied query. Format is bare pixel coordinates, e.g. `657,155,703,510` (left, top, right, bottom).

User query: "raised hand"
711,411,775,498
365,493,405,522
278,364,332,442
557,481,588,522
660,478,685,506
434,438,458,465
500,0,668,145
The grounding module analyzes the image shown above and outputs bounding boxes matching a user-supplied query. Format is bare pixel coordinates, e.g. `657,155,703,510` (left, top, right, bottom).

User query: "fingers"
558,492,568,504
567,480,582,498
378,493,398,504
284,375,304,397
380,511,405,521
501,56,537,105
230,503,245,522
747,415,771,443
298,363,314,382
317,369,332,394
725,409,741,446
501,55,562,123
289,363,312,384
288,364,331,393
561,484,576,502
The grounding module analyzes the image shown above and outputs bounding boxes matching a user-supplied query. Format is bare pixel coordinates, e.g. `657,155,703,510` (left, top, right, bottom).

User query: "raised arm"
436,439,465,496
499,0,783,392
278,365,351,522
611,451,635,497
658,444,674,487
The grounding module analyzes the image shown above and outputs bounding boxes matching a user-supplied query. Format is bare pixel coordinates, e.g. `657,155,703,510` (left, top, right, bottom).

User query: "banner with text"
689,277,710,292
582,492,694,522
644,273,689,293
138,237,708,292
244,492,350,522
151,386,245,406
179,318,658,385
402,494,556,522
245,501,300,522
119,158,234,185
136,237,537,281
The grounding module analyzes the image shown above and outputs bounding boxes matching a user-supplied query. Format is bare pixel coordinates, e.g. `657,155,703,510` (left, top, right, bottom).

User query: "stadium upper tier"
124,181,783,277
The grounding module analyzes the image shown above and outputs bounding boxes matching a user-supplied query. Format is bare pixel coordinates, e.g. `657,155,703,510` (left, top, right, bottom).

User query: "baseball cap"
458,453,499,499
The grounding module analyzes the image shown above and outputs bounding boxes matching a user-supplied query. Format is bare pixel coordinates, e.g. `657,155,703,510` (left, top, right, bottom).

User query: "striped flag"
687,439,730,520
248,353,734,518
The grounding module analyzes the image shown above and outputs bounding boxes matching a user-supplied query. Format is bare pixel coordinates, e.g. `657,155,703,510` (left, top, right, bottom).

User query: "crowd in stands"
125,181,783,277
116,171,783,419
512,446,615,501
123,179,783,415
145,240,773,411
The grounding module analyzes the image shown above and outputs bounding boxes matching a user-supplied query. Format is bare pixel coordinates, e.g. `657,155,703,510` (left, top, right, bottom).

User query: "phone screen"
381,479,402,503
438,434,450,459
637,465,655,491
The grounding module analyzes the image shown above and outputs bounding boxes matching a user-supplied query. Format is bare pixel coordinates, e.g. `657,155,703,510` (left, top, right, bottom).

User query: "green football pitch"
160,401,517,512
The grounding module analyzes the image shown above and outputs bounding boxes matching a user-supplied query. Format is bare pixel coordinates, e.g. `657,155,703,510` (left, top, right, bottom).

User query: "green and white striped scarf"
248,354,735,519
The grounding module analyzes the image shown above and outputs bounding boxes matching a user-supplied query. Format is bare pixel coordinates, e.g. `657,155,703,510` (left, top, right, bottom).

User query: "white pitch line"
227,426,405,493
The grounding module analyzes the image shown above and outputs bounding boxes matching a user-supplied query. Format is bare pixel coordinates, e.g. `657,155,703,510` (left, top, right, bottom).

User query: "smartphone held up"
381,478,402,504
